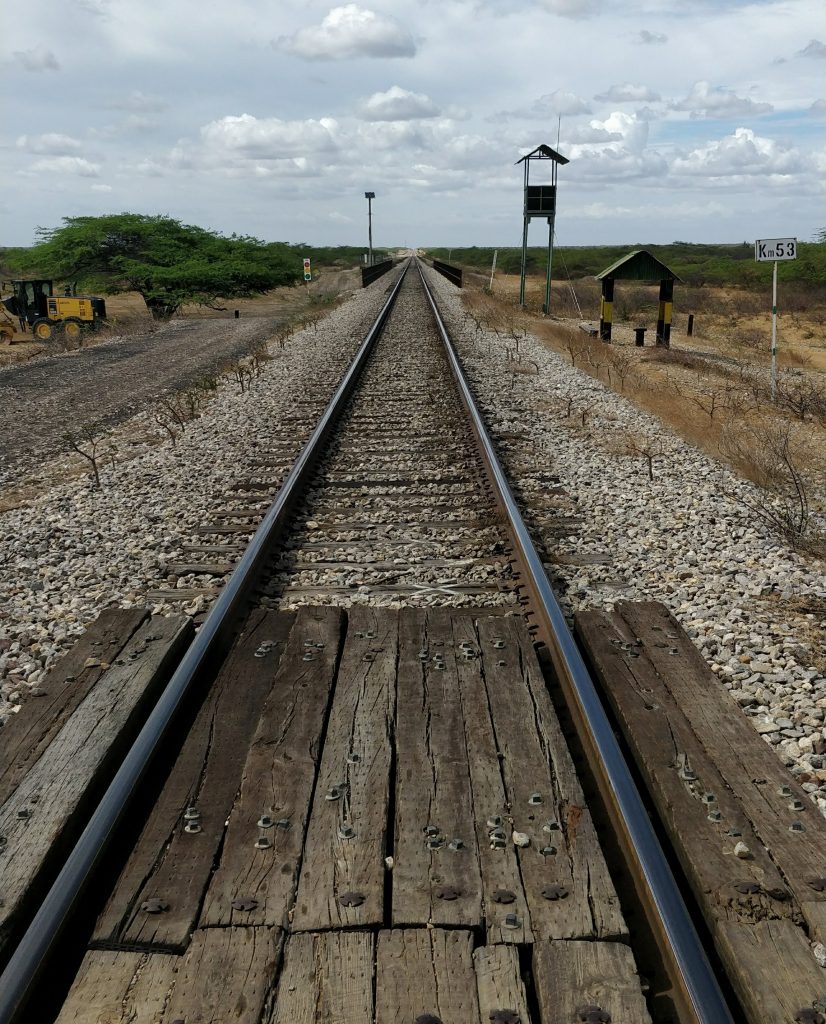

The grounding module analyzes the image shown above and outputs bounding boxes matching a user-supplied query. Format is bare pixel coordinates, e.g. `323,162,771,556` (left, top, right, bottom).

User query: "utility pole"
364,192,375,266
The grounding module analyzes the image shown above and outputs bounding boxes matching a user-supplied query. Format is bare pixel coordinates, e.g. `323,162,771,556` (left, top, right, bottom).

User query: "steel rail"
416,260,735,1024
0,262,410,1024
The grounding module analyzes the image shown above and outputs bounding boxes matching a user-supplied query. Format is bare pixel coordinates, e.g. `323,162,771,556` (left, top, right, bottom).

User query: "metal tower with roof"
516,144,569,311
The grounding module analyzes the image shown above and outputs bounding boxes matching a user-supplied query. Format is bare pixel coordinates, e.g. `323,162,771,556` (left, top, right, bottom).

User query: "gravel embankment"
423,265,826,813
0,276,395,725
0,315,297,488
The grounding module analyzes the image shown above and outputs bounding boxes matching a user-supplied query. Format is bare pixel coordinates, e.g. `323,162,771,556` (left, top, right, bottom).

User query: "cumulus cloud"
17,133,83,155
671,127,801,178
277,5,416,60
359,86,440,121
199,114,339,157
672,81,773,119
537,0,601,18
594,83,661,102
564,111,666,179
797,39,826,59
13,47,60,72
30,156,101,177
637,30,667,44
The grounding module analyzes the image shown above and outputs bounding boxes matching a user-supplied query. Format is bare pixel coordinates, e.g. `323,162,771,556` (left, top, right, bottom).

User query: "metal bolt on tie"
528,792,542,805
418,650,429,660
681,768,697,781
423,824,441,837
789,799,805,811
303,651,316,662
275,818,290,830
183,806,200,822
16,808,31,821
426,836,445,850
497,659,506,667
542,820,560,832
254,835,272,850
702,793,716,804
184,821,202,835
325,787,342,801
486,815,503,829
490,835,506,850
708,810,723,822
492,638,505,649
541,845,557,857
347,752,361,764
338,823,356,840
448,838,464,851
503,913,521,929
489,827,506,842
790,820,806,833
257,815,274,829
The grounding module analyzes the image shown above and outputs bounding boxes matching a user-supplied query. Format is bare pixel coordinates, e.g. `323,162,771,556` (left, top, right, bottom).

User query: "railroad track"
1,257,806,1022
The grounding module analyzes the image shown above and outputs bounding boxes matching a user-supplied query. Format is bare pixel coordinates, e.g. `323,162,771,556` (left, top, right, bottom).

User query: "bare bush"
63,422,109,488
719,418,821,550
619,431,668,480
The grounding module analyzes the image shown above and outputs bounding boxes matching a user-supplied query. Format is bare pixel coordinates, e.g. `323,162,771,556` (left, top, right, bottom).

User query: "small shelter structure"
595,249,681,346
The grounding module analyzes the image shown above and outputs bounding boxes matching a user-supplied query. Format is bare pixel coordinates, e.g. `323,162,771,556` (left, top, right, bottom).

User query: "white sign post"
488,249,498,292
755,238,796,401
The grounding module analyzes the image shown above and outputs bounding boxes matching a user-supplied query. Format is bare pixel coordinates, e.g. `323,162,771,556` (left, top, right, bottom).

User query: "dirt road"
0,316,284,480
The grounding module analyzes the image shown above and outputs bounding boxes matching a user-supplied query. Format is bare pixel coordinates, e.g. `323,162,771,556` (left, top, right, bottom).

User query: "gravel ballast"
422,265,826,813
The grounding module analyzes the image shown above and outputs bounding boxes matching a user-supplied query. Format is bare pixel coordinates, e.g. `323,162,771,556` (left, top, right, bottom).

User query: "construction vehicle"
1,279,107,342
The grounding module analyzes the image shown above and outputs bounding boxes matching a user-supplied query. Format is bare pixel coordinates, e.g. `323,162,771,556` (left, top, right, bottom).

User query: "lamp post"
364,191,375,266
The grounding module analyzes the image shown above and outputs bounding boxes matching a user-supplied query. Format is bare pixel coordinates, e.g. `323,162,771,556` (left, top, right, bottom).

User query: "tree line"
2,214,383,320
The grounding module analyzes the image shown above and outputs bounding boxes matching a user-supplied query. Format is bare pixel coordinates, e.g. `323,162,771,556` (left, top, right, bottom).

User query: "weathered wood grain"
575,609,799,911
0,608,148,803
475,615,625,940
451,613,533,944
93,609,295,949
375,929,480,1024
293,608,397,931
164,926,282,1024
54,948,178,1024
473,945,531,1024
575,606,826,1015
0,615,192,957
533,941,652,1024
268,931,374,1023
392,608,482,928
718,919,826,1022
613,602,826,941
199,606,343,929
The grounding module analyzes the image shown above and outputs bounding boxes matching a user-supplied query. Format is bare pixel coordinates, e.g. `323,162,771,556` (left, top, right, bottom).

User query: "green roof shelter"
595,249,681,346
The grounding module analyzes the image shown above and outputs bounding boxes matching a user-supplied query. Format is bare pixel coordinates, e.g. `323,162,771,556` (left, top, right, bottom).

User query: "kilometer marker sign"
303,257,312,282
755,237,796,401
755,237,797,262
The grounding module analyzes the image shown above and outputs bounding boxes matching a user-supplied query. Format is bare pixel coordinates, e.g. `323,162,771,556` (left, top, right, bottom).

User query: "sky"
4,0,825,248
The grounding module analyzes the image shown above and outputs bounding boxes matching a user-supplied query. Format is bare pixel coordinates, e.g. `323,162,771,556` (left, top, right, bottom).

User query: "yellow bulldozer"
1,279,107,342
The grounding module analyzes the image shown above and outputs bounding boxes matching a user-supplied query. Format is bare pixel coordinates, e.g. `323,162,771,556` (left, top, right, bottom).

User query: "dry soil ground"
0,270,360,498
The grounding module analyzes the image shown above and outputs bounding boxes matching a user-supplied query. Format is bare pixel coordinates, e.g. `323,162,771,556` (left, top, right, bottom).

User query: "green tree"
10,213,301,320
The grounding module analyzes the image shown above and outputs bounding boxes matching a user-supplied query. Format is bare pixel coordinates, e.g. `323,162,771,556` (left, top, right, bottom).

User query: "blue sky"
4,0,824,247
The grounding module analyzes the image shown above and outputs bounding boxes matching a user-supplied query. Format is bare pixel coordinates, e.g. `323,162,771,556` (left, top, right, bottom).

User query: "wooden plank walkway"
54,607,648,1023
0,610,193,959
577,600,826,1022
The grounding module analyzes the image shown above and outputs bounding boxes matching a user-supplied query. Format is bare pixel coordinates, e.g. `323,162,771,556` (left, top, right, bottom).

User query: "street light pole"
364,191,375,266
